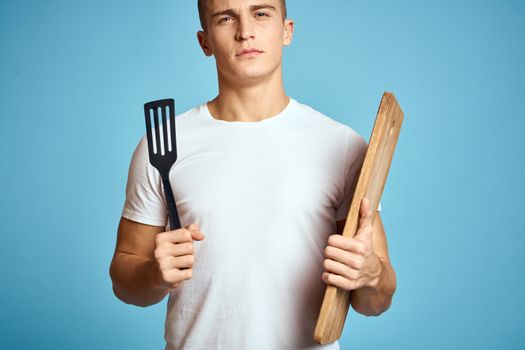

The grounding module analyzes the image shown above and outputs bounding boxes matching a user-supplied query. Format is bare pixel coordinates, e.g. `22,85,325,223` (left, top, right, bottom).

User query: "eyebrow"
210,4,277,19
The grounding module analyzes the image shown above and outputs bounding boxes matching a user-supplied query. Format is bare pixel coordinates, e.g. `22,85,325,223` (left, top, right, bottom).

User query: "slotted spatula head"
144,99,178,176
143,98,181,230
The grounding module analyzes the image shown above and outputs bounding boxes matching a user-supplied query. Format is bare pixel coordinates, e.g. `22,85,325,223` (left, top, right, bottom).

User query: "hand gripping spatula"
144,98,181,230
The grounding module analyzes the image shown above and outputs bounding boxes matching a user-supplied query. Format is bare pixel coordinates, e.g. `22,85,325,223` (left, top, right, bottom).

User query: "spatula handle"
161,176,181,230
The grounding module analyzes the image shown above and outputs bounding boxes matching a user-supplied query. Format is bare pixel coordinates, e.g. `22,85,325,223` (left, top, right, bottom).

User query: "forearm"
110,253,171,307
350,257,397,316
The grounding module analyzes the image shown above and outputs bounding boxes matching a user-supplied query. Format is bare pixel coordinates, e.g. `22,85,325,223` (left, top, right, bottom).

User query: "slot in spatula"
144,98,181,230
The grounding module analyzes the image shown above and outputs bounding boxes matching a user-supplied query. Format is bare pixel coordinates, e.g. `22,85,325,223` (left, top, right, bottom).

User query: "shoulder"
173,102,207,125
291,97,367,147
291,98,345,129
135,101,209,150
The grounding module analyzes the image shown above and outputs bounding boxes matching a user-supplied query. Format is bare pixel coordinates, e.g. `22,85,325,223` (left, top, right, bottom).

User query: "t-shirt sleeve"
121,135,168,227
335,133,382,222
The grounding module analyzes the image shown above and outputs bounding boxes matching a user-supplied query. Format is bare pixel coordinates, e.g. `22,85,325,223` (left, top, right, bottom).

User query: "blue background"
1,0,524,349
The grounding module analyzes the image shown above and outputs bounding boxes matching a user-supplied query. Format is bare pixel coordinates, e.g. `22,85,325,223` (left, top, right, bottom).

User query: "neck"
207,64,289,122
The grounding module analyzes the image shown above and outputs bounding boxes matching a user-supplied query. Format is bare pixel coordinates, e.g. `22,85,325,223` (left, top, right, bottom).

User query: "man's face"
197,0,293,85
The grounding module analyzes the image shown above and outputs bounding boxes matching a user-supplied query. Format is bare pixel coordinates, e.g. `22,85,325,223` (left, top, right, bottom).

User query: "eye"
219,16,233,23
255,11,270,18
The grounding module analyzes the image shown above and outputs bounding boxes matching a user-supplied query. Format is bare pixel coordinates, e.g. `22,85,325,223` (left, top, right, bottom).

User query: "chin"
218,61,279,82
238,63,279,77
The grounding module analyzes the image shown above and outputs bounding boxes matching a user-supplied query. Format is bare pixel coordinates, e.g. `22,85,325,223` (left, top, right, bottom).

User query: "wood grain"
313,92,404,344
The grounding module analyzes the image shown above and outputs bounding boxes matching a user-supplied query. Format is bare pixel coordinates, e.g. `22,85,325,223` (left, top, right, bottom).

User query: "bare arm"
324,197,396,316
109,217,205,307
109,217,170,307
337,214,397,316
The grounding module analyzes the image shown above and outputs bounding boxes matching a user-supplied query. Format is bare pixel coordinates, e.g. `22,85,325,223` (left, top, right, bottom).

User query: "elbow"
353,293,394,317
111,283,129,304
374,278,397,316
352,277,397,317
109,263,151,308
371,264,397,316
372,294,394,317
109,263,127,303
111,283,154,308
352,302,388,317
371,276,397,316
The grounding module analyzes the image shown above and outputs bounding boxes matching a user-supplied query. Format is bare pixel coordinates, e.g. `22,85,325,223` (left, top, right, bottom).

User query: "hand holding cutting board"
322,197,382,291
314,92,403,344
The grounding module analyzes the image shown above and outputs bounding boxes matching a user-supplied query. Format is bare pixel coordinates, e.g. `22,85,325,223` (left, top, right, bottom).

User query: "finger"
160,227,204,244
191,229,205,241
323,258,359,281
328,235,366,255
168,254,195,269
187,223,205,241
158,242,193,258
324,245,365,270
157,229,193,245
163,268,193,286
359,197,373,227
157,257,194,284
322,272,356,291
354,222,373,241
187,223,199,230
361,197,371,215
359,197,370,217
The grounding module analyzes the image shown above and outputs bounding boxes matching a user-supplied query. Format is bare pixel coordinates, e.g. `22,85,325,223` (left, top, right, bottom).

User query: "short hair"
198,0,287,32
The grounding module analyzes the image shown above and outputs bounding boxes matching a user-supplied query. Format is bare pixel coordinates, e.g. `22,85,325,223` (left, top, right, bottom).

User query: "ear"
197,30,213,57
282,18,294,46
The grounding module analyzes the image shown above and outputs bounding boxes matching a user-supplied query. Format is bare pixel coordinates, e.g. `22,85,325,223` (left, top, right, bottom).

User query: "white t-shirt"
121,97,381,350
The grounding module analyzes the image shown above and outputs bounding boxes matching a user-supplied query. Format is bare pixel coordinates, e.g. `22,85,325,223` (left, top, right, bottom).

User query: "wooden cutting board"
313,92,404,344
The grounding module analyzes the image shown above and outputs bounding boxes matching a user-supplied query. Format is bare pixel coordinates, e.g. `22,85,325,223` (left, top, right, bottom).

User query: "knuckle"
354,258,364,269
166,271,179,284
170,270,182,283
323,259,330,269
157,256,168,267
345,280,354,291
180,255,193,267
160,270,170,283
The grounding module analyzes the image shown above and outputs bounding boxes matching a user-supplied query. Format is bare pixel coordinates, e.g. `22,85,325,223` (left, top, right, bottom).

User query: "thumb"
356,197,373,240
358,197,373,227
355,222,372,240
187,223,205,240
359,197,371,221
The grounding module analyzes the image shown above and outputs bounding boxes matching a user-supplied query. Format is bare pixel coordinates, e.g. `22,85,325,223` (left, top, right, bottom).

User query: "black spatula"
144,98,181,230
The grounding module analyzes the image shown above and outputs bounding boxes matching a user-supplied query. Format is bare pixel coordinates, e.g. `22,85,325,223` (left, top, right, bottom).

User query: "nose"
235,14,255,40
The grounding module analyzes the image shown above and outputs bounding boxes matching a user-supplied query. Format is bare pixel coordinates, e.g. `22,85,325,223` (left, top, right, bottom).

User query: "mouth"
236,48,264,57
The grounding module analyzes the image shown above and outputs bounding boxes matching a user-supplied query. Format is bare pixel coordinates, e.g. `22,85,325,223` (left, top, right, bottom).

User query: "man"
109,0,396,349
